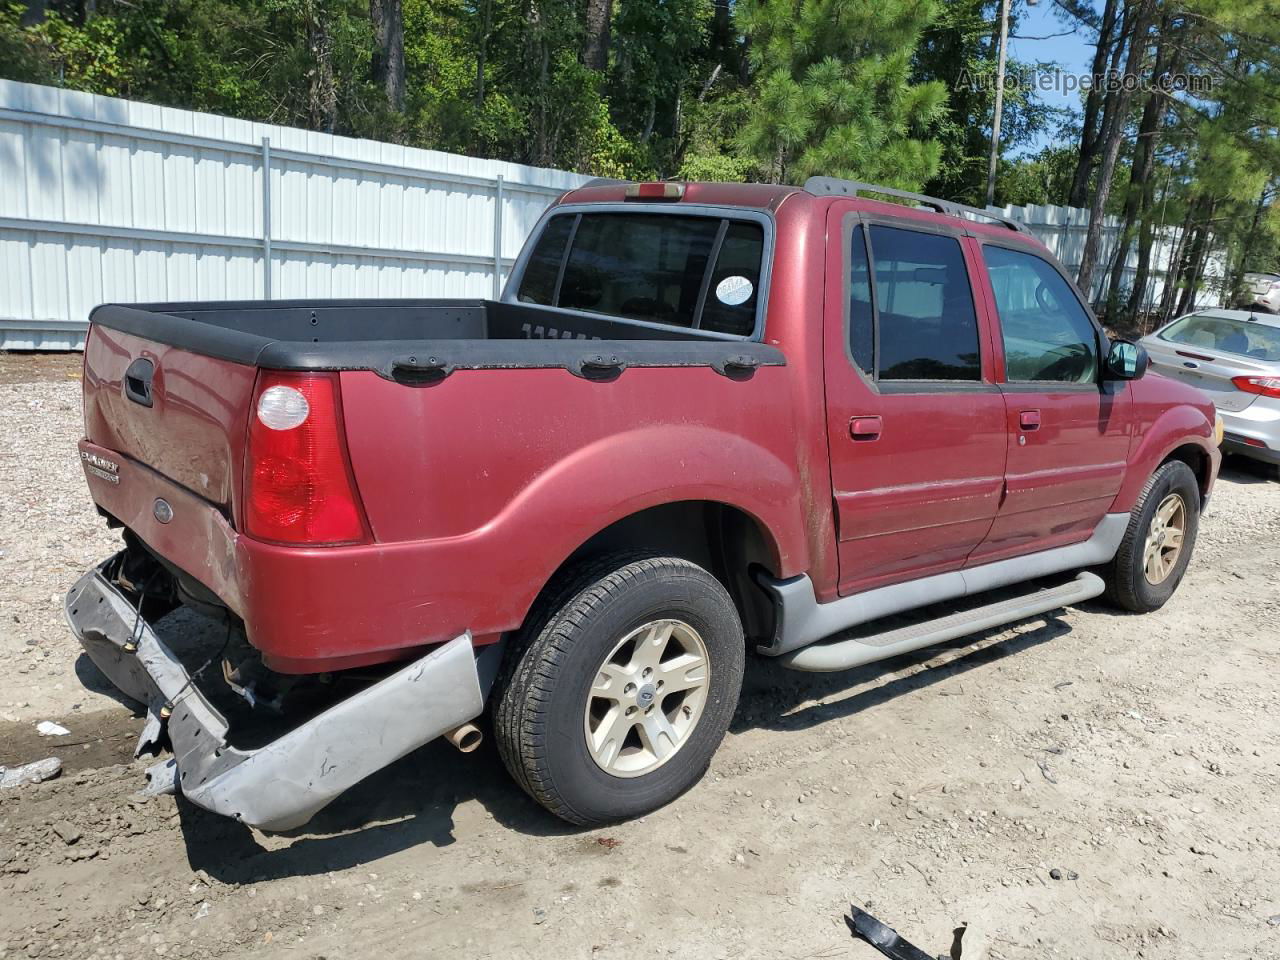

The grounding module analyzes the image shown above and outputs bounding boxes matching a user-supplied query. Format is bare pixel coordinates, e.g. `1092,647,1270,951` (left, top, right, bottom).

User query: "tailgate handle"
390,355,453,386
713,354,761,380
124,358,155,407
573,354,626,382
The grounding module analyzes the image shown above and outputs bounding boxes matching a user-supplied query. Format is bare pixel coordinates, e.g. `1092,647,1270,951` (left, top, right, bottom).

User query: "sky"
1006,0,1097,152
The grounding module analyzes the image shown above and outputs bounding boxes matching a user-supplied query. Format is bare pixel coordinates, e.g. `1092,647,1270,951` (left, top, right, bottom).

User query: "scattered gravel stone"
51,821,82,845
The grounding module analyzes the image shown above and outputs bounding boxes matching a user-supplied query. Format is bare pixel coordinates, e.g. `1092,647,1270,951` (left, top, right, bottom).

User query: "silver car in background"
1240,272,1280,313
1140,308,1280,472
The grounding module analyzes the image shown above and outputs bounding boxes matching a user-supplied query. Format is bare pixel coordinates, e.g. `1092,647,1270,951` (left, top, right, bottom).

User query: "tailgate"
83,323,258,511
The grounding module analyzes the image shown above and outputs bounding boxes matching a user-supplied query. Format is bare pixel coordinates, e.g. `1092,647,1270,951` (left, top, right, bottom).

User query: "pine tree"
734,0,947,188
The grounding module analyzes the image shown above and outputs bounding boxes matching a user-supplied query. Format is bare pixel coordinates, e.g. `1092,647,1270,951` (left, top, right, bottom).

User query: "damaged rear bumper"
64,555,486,831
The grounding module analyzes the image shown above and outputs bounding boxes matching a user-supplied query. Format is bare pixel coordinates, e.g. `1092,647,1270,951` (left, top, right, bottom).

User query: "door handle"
1019,409,1041,430
849,416,882,441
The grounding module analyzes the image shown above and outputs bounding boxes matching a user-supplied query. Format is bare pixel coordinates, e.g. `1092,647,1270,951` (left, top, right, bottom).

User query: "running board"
777,572,1105,672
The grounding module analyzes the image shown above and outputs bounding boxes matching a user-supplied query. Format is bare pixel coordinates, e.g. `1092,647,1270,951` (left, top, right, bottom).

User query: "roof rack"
803,177,1027,233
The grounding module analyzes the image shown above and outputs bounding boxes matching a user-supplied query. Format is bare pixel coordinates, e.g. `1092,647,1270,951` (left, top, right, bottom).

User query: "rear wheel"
493,555,745,826
1103,459,1201,612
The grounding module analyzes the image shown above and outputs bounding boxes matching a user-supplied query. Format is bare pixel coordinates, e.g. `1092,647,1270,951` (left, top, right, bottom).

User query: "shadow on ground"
172,594,1077,883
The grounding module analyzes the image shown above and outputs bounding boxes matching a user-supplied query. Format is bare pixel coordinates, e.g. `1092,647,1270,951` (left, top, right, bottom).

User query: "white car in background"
1240,272,1280,313
1141,308,1280,473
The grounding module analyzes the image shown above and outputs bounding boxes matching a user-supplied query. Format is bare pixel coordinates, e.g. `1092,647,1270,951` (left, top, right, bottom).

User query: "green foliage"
732,0,948,188
0,0,1271,292
995,145,1077,207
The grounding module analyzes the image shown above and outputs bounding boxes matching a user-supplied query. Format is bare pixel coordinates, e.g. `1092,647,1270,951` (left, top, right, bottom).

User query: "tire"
492,554,745,826
1103,459,1201,613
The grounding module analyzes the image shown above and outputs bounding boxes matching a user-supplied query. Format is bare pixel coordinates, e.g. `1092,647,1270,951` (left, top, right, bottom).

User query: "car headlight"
1214,413,1225,445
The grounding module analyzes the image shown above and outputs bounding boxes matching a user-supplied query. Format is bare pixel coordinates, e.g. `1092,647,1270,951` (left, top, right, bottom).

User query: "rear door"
969,242,1132,563
824,208,1007,596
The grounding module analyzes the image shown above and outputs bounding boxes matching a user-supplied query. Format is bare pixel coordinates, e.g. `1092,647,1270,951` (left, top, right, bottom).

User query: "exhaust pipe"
444,722,483,753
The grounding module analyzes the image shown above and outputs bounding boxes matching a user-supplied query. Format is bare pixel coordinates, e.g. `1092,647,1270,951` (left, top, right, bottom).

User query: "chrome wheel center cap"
636,684,656,708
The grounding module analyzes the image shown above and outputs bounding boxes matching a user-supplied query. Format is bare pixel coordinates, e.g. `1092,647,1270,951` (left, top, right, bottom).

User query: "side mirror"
1105,339,1149,380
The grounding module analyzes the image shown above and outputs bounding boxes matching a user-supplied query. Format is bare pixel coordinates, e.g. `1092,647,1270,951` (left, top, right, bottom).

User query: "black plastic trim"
88,300,786,378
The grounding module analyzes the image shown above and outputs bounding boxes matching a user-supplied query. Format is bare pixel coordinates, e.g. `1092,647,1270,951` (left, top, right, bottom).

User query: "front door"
824,210,1008,596
969,242,1133,564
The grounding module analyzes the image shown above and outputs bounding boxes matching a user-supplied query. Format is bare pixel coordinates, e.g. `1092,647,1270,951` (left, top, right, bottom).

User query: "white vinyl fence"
0,75,1225,350
987,202,1227,318
0,79,591,350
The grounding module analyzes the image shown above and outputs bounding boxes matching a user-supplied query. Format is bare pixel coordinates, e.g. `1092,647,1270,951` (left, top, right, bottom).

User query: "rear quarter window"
517,211,764,337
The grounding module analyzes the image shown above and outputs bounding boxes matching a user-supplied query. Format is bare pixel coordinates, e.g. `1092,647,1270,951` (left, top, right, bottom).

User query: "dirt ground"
2,351,1279,960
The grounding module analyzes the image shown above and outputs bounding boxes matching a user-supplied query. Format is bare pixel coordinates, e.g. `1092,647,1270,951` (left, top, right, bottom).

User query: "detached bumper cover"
65,556,485,831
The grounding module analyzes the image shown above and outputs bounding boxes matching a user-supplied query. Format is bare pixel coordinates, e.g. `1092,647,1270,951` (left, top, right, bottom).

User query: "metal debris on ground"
846,904,960,960
0,757,63,790
36,721,70,737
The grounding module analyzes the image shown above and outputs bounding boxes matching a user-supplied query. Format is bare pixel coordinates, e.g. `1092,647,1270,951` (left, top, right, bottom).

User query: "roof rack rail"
803,177,1026,233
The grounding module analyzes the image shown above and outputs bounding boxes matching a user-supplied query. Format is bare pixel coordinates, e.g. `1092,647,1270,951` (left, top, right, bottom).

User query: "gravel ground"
2,355,1279,960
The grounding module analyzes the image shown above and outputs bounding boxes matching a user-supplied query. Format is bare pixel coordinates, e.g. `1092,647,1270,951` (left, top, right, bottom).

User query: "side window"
700,221,765,337
869,226,981,381
848,226,874,374
518,214,573,306
982,246,1098,383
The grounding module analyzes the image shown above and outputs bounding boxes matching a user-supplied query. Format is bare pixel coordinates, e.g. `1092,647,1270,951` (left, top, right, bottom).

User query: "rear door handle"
1019,409,1041,430
849,416,882,441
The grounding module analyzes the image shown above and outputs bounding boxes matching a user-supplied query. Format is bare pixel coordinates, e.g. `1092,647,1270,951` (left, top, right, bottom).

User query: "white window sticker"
715,275,753,306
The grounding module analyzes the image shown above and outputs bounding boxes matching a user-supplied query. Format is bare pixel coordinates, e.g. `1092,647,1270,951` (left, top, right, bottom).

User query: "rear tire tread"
493,553,735,825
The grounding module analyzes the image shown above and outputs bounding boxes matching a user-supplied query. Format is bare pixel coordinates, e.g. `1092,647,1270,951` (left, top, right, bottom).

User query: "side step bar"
777,572,1105,672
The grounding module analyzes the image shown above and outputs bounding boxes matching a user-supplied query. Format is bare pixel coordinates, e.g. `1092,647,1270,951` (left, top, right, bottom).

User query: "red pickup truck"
66,178,1221,831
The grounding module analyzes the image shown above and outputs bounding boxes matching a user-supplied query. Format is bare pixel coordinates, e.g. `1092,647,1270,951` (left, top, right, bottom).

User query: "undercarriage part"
444,722,483,753
66,553,487,831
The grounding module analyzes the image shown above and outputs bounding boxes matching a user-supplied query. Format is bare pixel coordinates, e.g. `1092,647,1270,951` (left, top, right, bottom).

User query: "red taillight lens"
244,371,370,545
1231,375,1280,399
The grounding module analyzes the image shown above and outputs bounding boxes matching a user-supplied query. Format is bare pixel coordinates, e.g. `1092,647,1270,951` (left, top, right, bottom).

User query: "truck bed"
89,298,781,381
79,296,792,671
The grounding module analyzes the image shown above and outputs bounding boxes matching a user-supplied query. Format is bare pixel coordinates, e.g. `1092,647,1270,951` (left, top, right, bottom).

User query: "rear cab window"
515,211,766,338
1159,313,1280,362
847,223,983,383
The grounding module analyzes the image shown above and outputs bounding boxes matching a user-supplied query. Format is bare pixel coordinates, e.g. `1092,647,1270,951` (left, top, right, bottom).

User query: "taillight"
244,371,370,545
1231,375,1280,399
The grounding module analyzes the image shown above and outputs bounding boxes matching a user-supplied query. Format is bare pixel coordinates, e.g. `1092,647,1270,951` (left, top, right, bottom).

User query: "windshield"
1159,313,1280,362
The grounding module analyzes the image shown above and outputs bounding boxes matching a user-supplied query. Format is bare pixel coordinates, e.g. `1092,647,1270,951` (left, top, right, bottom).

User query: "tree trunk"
1125,205,1157,328
584,0,612,71
1230,186,1269,299
1076,0,1155,300
1157,199,1199,322
19,0,48,25
713,0,731,57
1176,200,1217,317
1103,20,1175,318
1068,0,1121,208
475,0,493,106
305,3,337,133
370,0,406,112
1125,167,1177,329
